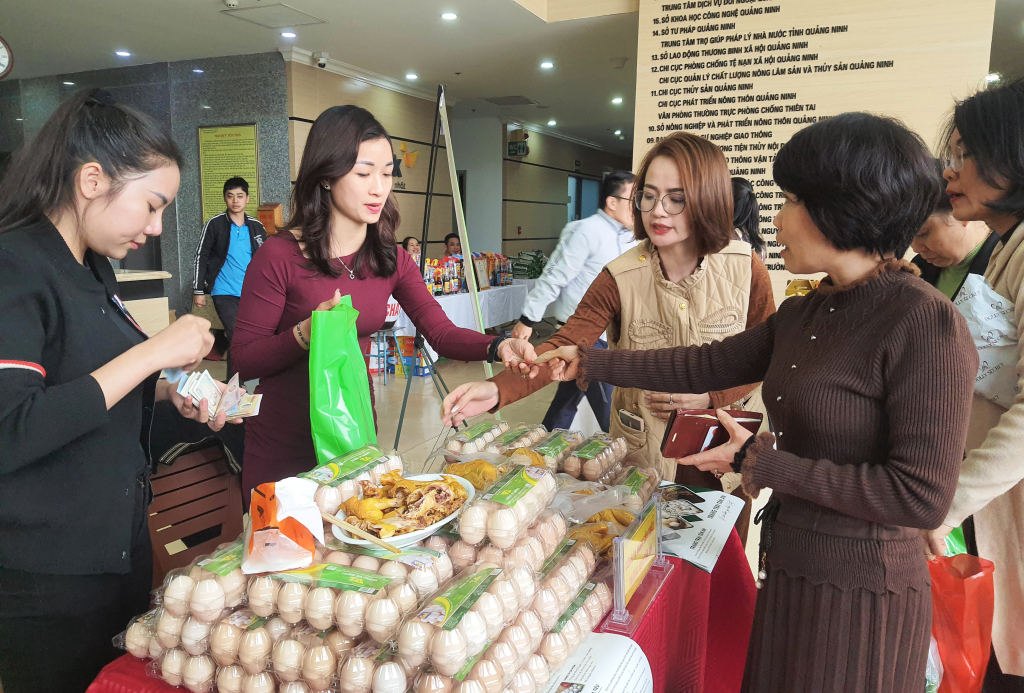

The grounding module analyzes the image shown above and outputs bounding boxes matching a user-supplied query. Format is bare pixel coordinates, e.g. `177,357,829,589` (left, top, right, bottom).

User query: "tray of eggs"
445,420,511,454
456,468,558,551
560,434,628,481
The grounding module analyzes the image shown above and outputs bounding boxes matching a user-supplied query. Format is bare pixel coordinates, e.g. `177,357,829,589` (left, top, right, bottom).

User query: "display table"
392,283,528,359
87,530,755,693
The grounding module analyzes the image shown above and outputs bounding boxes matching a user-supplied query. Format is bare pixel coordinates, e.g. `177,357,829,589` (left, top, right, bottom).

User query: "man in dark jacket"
192,177,267,375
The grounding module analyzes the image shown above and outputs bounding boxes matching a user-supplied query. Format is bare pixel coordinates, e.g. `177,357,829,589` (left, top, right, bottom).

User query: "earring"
322,183,331,190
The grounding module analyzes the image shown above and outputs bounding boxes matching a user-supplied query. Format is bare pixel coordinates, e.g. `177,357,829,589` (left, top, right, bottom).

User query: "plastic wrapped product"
563,434,625,481
538,631,569,669
247,576,280,618
179,616,213,656
338,654,376,693
466,658,503,693
458,467,558,549
529,430,585,472
156,609,185,650
117,609,160,659
372,660,408,693
159,648,188,687
182,654,216,693
484,640,518,683
524,654,550,689
162,573,195,617
301,644,337,690
237,626,272,675
304,586,337,630
611,465,663,513
278,582,309,624
216,665,245,693
273,638,306,682
483,424,547,455
496,624,532,665
365,597,402,643
240,671,276,693
509,669,537,693
446,420,507,454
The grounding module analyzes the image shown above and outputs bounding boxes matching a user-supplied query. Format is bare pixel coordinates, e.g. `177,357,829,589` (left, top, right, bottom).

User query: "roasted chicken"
342,471,469,538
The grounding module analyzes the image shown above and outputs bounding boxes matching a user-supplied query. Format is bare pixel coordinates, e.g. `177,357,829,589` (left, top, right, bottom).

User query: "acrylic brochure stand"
600,494,674,638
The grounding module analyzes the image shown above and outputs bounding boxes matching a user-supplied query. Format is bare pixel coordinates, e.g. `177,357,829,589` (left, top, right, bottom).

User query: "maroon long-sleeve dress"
232,237,493,495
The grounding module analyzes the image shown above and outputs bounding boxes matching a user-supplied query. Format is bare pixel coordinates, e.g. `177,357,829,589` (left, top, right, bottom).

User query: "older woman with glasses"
441,131,775,539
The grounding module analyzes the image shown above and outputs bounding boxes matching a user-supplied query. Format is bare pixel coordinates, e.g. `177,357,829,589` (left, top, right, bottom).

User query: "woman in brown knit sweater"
520,114,977,692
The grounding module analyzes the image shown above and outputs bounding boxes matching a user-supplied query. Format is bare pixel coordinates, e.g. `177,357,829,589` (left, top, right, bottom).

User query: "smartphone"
618,409,645,432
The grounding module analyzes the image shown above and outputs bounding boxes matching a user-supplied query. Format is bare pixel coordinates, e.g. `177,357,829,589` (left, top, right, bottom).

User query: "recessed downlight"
612,97,623,104
614,130,622,135
547,120,556,126
63,81,75,85
193,69,204,74
115,50,131,57
281,31,296,38
540,61,553,69
441,12,457,20
406,73,418,80
202,105,211,109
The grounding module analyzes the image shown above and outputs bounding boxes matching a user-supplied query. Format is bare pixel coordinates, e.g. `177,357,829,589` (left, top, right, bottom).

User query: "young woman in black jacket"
0,90,237,692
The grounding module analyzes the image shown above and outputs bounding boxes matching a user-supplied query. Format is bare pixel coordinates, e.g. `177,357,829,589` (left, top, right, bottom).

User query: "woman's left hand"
497,338,537,376
157,379,242,431
646,392,712,421
921,524,955,559
675,408,754,474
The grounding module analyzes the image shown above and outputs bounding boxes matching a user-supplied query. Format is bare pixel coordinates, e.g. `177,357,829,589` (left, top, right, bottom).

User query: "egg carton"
560,434,627,480
610,465,663,513
527,430,585,472
535,578,613,673
154,542,248,623
456,466,558,549
482,423,548,455
300,446,405,516
446,507,568,575
445,420,511,454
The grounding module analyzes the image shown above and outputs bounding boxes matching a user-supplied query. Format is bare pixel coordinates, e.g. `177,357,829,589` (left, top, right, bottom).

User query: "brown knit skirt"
741,569,932,693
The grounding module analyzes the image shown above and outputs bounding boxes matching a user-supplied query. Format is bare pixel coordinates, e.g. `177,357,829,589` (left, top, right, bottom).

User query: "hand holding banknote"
160,370,261,431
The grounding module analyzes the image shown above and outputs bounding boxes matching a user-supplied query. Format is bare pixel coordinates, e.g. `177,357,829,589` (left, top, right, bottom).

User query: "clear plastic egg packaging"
527,430,585,473
483,423,549,455
535,575,614,676
456,467,558,550
610,465,664,513
560,434,627,481
527,538,600,633
299,446,406,517
446,420,511,454
155,541,248,622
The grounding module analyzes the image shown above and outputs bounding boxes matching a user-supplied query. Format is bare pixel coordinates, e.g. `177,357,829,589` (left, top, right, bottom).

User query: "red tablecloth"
88,530,756,693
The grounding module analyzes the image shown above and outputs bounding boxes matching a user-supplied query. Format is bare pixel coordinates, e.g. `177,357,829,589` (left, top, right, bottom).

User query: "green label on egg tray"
271,564,393,593
415,567,501,630
533,432,571,457
551,582,596,633
325,540,441,568
298,445,390,486
622,468,652,495
489,426,530,448
375,643,398,662
573,438,610,460
482,465,545,507
459,421,498,444
197,540,244,576
539,539,578,579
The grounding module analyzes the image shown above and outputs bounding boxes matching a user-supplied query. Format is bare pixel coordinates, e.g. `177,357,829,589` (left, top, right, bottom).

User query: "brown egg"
448,541,477,570
539,632,569,669
326,630,356,658
247,576,280,618
415,672,454,693
237,628,271,675
338,656,374,693
216,665,245,693
466,658,504,693
514,610,544,649
425,535,450,554
241,671,276,693
389,582,420,616
352,555,381,573
377,560,408,584
497,624,530,660
300,644,336,691
429,626,469,676
334,590,369,638
303,587,336,631
485,640,518,675
161,648,188,687
509,669,537,693
325,551,354,567
272,639,305,682
210,621,243,666
277,583,308,624
524,654,550,689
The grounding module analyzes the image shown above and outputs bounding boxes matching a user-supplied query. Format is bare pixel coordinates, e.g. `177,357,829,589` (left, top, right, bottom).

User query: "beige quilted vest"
606,240,766,486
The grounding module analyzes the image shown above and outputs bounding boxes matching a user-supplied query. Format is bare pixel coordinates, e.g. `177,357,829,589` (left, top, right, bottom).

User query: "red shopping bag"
929,554,995,693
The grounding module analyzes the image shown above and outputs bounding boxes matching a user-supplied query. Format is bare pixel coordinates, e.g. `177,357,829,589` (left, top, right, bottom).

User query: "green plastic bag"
309,295,376,466
945,525,968,557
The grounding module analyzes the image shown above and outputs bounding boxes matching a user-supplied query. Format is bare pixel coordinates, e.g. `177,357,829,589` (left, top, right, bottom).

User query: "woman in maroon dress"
233,106,524,494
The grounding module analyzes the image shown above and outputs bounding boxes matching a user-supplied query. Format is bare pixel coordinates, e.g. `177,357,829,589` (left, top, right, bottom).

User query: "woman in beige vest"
442,132,774,528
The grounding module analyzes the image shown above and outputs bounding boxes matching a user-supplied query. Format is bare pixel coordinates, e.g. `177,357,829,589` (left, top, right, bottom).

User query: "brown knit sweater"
579,261,978,592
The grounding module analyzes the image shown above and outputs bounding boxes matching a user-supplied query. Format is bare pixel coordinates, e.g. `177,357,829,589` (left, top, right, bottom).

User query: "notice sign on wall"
632,0,995,300
198,124,261,223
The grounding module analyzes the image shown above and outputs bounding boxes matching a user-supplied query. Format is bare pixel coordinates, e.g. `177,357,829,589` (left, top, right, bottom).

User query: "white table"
393,283,529,360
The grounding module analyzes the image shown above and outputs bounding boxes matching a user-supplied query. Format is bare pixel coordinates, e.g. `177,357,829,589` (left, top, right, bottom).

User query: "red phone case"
660,409,764,458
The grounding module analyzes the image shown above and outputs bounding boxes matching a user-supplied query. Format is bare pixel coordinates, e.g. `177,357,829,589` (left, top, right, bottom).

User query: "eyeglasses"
634,190,686,214
946,143,969,173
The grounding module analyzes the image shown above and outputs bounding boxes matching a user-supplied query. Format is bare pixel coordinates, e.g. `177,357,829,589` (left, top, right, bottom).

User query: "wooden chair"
148,445,244,586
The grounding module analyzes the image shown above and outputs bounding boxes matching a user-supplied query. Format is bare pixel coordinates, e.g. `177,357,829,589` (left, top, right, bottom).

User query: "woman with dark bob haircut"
923,78,1024,687
533,113,978,693
231,105,528,495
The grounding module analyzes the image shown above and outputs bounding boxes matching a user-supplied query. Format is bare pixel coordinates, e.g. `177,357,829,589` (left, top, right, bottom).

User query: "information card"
659,484,744,572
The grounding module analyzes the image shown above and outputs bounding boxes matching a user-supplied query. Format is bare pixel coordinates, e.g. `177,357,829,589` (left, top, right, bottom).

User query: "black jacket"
192,211,267,295
0,219,157,574
911,230,1001,300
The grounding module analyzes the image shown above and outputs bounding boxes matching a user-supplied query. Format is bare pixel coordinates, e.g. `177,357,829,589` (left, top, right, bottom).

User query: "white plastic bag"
954,274,1020,407
925,634,944,693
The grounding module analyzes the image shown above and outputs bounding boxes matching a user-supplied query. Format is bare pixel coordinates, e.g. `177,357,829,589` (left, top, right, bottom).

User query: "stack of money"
165,369,262,419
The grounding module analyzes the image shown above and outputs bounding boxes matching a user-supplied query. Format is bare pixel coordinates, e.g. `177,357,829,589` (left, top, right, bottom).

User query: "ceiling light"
547,120,556,126
115,50,132,57
406,73,418,80
540,61,553,69
202,105,211,109
16,118,23,121
612,97,623,104
985,73,1000,83
614,129,621,135
281,31,296,38
63,81,75,85
441,12,457,20
192,69,204,73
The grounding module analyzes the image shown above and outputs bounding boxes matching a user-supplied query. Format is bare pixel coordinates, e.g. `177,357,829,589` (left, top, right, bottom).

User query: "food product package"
300,445,404,514
243,477,326,574
550,485,631,525
528,430,584,472
562,434,627,480
483,424,548,455
610,465,663,513
309,294,377,466
446,420,511,454
457,466,558,548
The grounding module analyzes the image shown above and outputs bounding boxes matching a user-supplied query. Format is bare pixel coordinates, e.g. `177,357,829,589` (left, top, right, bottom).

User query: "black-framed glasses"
634,190,686,214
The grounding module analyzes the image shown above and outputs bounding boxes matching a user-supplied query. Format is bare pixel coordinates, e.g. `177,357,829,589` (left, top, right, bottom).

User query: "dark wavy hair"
0,89,182,233
731,177,766,258
285,105,399,278
773,112,939,258
940,78,1024,219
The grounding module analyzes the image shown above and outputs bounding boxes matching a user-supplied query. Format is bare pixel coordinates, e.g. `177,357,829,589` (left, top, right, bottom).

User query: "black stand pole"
394,85,454,450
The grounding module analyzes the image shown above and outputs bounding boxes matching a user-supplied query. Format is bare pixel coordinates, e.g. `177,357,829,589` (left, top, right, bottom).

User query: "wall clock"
0,34,12,80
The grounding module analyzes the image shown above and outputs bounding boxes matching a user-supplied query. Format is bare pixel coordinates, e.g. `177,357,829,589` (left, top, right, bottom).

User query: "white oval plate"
331,474,475,548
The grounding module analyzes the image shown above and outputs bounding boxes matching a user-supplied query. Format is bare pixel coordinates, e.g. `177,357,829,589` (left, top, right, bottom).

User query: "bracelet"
732,435,756,473
295,323,310,349
487,337,504,363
